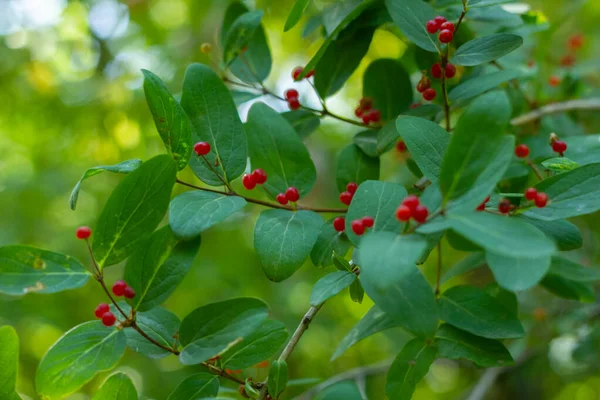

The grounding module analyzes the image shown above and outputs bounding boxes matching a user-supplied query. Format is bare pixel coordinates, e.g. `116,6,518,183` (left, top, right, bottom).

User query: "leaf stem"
200,155,232,192
526,158,544,181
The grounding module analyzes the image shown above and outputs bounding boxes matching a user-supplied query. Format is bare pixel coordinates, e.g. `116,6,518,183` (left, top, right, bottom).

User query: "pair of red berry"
354,98,382,125
525,188,549,208
548,76,561,87
350,216,374,236
426,16,455,43
94,303,116,327
243,168,268,190
292,66,314,81
113,279,136,299
339,182,358,206
276,187,300,205
432,63,456,79
416,76,436,101
395,195,429,223
284,89,301,110
194,141,211,156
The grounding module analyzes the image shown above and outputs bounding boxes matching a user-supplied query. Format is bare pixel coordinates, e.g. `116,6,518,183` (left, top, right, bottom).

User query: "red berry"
396,141,407,152
552,140,567,154
413,205,429,223
535,192,549,208
112,280,127,297
525,187,538,200
439,29,454,43
440,22,455,32
251,168,268,184
434,16,447,25
292,66,304,80
102,312,116,327
76,226,92,240
306,69,315,78
514,144,530,158
285,89,299,100
560,54,576,67
355,107,364,118
339,191,353,205
422,88,437,101
288,98,301,110
361,113,371,125
94,303,110,319
431,63,443,79
402,195,420,211
445,63,456,78
498,199,511,214
285,187,300,202
426,20,439,34
416,76,431,93
347,182,358,194
333,217,345,232
567,34,584,51
549,76,561,87
395,205,412,222
124,286,136,299
194,142,211,156
242,174,256,190
368,109,381,123
351,220,365,236
359,97,373,111
362,216,374,228
476,202,486,211
276,194,288,205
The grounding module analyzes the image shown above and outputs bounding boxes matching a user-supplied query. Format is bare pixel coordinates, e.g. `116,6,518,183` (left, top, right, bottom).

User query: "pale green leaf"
267,360,288,398
167,373,219,400
386,338,437,400
92,373,138,400
310,271,356,306
221,320,288,369
451,34,523,66
0,326,19,399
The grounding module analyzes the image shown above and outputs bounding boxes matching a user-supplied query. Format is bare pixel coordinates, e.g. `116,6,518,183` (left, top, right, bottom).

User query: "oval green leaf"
335,144,380,193
268,360,288,398
363,59,413,121
281,110,321,139
448,69,522,101
92,373,138,400
310,271,356,306
485,251,551,291
310,219,351,268
386,338,437,400
223,11,264,65
384,0,437,52
284,0,311,31
167,373,219,400
0,326,19,399
451,34,523,66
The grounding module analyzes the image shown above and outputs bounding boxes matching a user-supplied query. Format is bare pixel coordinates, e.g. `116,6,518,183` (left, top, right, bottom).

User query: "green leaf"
310,219,351,268
93,155,177,268
179,298,269,365
524,163,600,221
221,320,288,369
396,116,450,183
92,373,138,400
246,103,317,196
332,305,400,360
518,217,582,251
386,338,437,400
167,373,219,400
405,103,442,118
36,321,126,399
438,285,524,339
124,227,199,311
0,326,19,399
310,271,356,306
560,135,600,166
181,64,247,186
468,0,515,8
363,59,413,120
541,275,594,302
440,91,513,209
485,251,551,291
541,157,579,173
0,245,90,295
231,90,261,106
267,360,288,398
315,381,363,400
451,34,523,66
384,0,437,52
441,253,486,284
335,144,380,193
69,159,142,210
169,191,247,240
332,252,353,272
448,69,522,101
284,0,311,31
376,121,402,155
142,69,192,171
349,278,365,304
353,130,379,158
254,209,323,282
345,180,408,245
435,324,513,368
547,257,600,282
223,11,264,65
281,110,321,138
359,232,438,336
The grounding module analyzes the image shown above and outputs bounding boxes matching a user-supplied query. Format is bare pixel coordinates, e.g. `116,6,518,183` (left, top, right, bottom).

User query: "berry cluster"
395,195,429,223
292,66,314,81
416,75,436,101
339,182,358,206
94,303,116,327
76,226,92,240
350,216,374,236
524,187,549,208
194,141,211,156
431,62,456,79
242,168,268,190
285,88,301,111
276,187,300,205
113,280,136,299
549,133,568,156
354,98,381,125
425,16,454,43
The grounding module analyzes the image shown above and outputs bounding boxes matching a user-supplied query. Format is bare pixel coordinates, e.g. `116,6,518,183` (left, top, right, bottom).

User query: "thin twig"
526,159,544,181
440,50,451,132
491,61,536,109
510,98,600,126
200,155,231,191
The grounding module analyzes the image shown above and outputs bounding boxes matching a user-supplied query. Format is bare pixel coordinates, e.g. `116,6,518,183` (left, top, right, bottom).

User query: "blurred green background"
1,0,600,399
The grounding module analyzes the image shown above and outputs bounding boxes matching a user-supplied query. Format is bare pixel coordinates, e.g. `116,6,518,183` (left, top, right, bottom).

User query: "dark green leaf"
179,298,268,365
349,278,365,303
438,285,524,339
359,232,438,336
405,103,442,118
315,381,363,400
142,69,192,171
353,130,379,158
246,103,317,196
169,191,247,240
332,252,353,272
310,271,356,306
0,245,90,295
376,122,402,155
255,210,323,282
335,144,380,193
167,373,219,400
267,360,288,398
518,217,582,251
92,373,138,400
448,69,522,101
541,275,594,302
561,135,600,166
223,11,264,65
93,155,177,268
386,338,437,400
441,253,486,284
363,59,413,120
310,219,351,268
436,324,514,367
485,251,551,291
384,0,437,52
0,326,18,399
36,321,126,398
69,159,142,210
548,257,600,282
396,116,450,183
221,320,288,369
451,34,523,66
281,110,321,138
524,163,600,221
231,90,261,106
284,0,311,31
181,64,247,186
541,157,579,173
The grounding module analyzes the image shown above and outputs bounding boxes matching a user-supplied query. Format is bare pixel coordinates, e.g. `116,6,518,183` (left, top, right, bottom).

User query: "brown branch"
511,98,600,126
526,159,544,181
